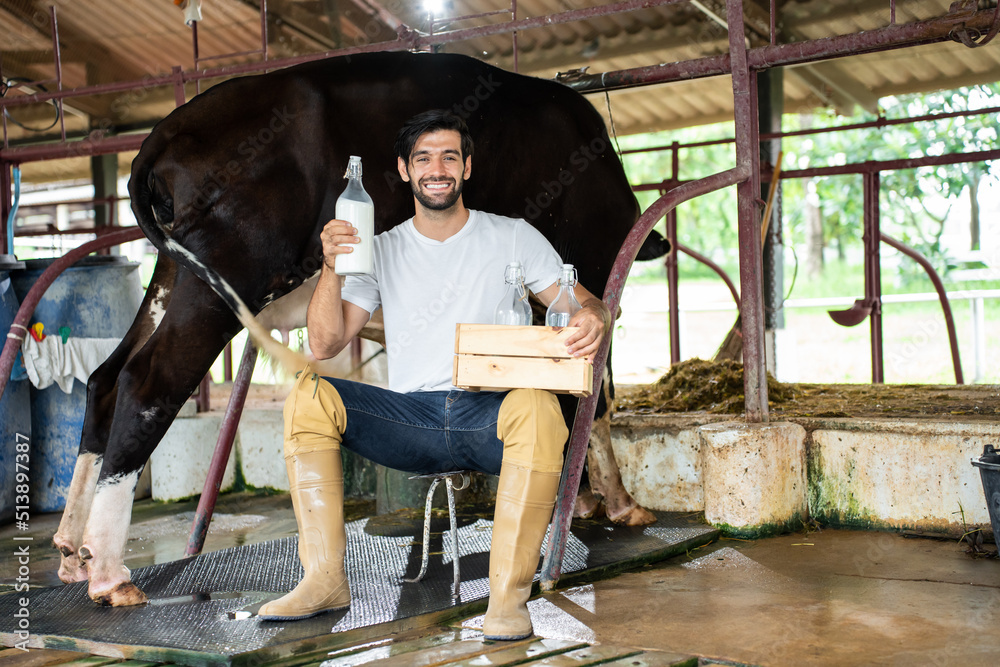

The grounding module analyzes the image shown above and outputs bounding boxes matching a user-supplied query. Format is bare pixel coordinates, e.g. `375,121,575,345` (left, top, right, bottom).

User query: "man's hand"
320,219,360,270
564,298,611,359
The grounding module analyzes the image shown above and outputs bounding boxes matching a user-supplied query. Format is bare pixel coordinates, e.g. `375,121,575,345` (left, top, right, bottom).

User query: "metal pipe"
770,0,777,45
1,165,11,254
880,233,964,384
782,148,1000,180
565,9,999,93
261,0,269,62
666,208,679,364
728,0,768,422
512,0,518,74
863,171,884,383
185,341,258,557
49,5,66,143
195,373,211,412
0,227,145,401
541,164,749,590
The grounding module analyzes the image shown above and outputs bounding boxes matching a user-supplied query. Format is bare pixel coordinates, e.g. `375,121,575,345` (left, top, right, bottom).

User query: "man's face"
398,129,472,212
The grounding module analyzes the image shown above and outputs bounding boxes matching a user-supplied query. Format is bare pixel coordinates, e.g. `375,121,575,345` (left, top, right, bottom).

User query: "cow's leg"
53,258,178,583
585,407,656,526
78,274,238,606
586,376,657,527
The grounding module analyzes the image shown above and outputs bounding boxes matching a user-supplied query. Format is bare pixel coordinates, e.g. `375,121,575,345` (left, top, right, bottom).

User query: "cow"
52,51,657,607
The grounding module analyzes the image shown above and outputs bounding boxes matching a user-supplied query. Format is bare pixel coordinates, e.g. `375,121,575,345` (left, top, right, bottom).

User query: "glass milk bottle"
494,261,532,325
334,155,375,275
545,263,581,327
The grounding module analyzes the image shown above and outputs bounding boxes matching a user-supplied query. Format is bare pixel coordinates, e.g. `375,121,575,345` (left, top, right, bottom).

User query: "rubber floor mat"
0,512,715,665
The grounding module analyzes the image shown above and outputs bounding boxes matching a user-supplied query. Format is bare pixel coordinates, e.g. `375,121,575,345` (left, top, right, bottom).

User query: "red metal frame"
185,342,258,557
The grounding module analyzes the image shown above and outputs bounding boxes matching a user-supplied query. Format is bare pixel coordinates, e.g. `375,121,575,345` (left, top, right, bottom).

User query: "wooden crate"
452,323,593,397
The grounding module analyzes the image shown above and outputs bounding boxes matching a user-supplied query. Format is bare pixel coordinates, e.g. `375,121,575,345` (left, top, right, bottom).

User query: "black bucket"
971,445,1000,542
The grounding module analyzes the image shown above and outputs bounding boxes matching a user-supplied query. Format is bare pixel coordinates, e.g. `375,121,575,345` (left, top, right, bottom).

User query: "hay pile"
617,358,792,414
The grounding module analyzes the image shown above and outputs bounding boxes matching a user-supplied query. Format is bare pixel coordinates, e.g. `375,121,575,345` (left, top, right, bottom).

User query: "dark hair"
394,109,474,162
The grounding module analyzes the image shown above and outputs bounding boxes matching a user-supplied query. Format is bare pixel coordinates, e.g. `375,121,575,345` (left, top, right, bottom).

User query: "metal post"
667,143,680,364
185,342,258,557
666,207,680,365
1,164,11,255
727,0,768,421
972,297,985,383
863,171,884,383
759,68,784,376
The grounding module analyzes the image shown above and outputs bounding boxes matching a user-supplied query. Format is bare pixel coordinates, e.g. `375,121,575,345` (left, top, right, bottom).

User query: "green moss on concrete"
710,513,807,539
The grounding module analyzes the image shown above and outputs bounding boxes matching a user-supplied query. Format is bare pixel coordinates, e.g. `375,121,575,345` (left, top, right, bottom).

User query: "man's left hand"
564,300,610,359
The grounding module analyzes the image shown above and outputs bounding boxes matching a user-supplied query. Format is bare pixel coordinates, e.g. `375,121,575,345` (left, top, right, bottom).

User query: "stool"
401,470,471,601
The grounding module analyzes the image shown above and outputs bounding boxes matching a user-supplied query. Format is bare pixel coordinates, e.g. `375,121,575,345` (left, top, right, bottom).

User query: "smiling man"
258,110,611,641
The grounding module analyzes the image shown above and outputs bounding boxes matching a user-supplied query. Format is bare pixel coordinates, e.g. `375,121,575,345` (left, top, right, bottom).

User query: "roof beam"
788,61,880,115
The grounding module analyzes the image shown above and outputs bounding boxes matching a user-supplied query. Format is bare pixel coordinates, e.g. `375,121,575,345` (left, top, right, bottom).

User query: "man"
258,110,611,641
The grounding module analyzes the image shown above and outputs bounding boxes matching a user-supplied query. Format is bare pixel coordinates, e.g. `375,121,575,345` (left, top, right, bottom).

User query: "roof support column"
1,163,11,255
727,0,768,422
91,152,118,251
759,67,784,378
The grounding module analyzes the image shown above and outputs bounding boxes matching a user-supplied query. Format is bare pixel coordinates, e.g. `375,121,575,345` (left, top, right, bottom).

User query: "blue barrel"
0,255,29,524
11,255,143,513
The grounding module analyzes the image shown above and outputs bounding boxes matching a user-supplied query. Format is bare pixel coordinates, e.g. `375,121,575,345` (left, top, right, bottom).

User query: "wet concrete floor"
2,491,998,666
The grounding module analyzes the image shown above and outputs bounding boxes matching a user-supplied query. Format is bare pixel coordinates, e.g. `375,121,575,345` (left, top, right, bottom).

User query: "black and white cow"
54,51,657,606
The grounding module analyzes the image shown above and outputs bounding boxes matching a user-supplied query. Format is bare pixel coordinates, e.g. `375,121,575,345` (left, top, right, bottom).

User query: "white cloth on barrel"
21,336,119,393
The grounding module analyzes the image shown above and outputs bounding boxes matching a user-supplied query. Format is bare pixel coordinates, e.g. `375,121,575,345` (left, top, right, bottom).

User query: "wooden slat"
455,324,578,359
45,658,122,667
531,644,646,666
349,637,537,667
321,629,495,666
454,354,592,396
598,650,698,667
0,649,102,667
447,638,586,666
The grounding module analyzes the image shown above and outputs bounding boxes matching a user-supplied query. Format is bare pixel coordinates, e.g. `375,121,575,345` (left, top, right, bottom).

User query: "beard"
412,176,464,211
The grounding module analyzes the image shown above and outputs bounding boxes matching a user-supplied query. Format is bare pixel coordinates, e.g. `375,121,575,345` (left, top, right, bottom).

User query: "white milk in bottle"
334,155,375,275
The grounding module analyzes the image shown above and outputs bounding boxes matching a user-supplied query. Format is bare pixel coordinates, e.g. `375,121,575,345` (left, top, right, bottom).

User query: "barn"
1,1,999,664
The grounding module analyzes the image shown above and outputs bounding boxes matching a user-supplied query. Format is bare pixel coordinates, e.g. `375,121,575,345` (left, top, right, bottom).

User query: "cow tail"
159,239,309,374
130,152,308,375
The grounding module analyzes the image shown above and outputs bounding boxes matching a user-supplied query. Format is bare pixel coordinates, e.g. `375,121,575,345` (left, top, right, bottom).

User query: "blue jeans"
323,377,509,476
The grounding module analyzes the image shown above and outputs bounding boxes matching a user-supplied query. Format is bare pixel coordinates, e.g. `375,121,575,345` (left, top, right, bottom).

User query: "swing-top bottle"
545,264,581,327
334,155,375,275
494,261,532,326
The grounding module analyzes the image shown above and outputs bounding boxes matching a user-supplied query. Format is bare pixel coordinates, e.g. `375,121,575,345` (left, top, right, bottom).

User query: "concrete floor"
2,492,998,666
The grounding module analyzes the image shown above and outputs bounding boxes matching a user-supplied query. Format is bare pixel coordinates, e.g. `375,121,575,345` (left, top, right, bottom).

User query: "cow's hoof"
90,582,149,607
607,503,657,527
573,489,605,519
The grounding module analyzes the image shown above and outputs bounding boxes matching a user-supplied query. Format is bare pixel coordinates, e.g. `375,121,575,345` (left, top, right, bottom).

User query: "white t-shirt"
342,210,564,393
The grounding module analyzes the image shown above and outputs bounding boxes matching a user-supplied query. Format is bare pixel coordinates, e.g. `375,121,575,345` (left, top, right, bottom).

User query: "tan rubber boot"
483,388,568,640
257,450,351,620
259,368,351,620
482,463,561,640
